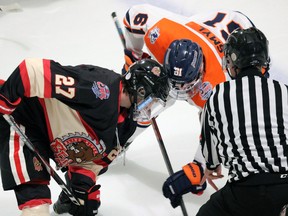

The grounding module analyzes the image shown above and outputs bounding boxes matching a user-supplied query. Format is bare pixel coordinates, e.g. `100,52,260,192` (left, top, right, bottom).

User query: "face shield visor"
133,94,166,122
168,64,203,100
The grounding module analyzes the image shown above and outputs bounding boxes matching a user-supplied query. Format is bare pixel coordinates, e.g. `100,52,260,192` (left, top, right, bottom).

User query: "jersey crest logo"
33,157,43,172
151,66,161,76
199,81,213,100
148,27,160,44
92,81,110,100
50,132,106,167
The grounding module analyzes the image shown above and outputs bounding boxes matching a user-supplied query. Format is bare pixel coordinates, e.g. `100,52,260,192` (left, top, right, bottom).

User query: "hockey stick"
111,12,126,48
0,3,22,12
2,114,81,206
151,118,188,216
111,11,188,216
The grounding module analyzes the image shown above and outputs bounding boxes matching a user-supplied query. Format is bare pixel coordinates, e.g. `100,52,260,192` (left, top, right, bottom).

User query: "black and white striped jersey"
201,68,288,182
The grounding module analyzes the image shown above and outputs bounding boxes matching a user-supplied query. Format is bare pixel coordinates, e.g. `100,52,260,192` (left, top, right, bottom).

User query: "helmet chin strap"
227,65,239,79
131,73,138,120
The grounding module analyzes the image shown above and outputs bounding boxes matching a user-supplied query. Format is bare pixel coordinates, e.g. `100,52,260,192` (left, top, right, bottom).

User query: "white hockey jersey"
123,4,255,163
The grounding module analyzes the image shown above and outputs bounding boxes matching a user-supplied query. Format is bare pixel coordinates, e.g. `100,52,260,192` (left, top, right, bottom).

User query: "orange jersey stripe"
144,18,193,63
123,17,130,29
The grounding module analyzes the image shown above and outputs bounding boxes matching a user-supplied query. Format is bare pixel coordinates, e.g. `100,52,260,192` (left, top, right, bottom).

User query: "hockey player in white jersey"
122,4,258,209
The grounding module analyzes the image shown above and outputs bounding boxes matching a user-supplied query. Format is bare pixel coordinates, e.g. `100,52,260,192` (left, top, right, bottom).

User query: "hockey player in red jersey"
0,58,169,215
122,4,262,209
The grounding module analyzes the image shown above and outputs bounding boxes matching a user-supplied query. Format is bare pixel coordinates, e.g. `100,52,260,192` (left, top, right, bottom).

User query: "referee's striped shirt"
200,68,288,183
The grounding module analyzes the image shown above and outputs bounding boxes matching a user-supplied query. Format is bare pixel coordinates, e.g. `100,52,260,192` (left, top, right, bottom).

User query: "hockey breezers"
111,11,188,216
3,114,81,206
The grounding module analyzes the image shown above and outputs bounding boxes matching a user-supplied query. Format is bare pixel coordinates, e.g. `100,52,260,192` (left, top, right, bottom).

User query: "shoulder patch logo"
33,157,43,172
149,27,160,44
92,81,110,100
151,66,161,76
199,81,213,100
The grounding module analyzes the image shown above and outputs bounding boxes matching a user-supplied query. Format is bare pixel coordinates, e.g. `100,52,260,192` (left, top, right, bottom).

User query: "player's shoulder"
189,9,249,20
124,4,160,32
126,4,148,14
125,4,163,18
125,4,188,27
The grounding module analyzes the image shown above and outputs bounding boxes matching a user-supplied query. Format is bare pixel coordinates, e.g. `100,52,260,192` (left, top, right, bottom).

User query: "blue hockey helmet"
164,39,204,100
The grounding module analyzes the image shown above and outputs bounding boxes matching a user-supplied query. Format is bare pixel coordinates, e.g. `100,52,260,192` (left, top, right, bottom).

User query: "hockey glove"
0,80,21,115
162,161,207,208
122,48,151,74
68,184,101,216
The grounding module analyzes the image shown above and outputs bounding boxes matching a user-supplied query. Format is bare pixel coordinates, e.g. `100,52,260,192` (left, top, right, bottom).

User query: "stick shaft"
111,12,188,215
3,114,80,206
111,12,126,48
151,118,188,216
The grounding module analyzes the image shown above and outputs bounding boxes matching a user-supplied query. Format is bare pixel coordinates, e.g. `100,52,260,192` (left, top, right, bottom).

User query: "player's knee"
21,203,50,216
15,183,51,210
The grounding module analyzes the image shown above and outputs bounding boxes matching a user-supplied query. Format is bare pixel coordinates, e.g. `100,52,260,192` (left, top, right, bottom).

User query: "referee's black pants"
196,175,288,216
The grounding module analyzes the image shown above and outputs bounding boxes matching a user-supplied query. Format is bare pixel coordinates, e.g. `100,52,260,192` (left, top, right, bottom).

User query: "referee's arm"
200,102,224,188
200,100,221,170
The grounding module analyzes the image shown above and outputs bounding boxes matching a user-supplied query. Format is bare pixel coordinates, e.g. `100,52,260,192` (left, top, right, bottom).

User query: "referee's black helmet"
223,27,270,75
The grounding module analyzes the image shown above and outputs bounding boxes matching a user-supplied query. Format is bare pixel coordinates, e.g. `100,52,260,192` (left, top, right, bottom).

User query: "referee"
196,27,288,216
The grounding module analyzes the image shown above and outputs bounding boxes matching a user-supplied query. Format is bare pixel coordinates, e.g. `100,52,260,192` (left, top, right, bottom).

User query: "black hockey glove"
122,48,151,74
68,184,101,216
162,161,207,208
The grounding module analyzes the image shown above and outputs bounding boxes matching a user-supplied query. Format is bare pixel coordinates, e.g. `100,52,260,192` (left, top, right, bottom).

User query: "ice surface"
0,0,287,215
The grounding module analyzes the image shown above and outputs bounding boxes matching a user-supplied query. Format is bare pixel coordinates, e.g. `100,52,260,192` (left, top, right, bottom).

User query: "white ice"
0,0,287,215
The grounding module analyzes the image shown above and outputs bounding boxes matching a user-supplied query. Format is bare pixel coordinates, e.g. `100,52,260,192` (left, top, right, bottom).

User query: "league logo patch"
151,66,161,77
149,27,160,44
92,81,110,100
50,132,106,167
199,82,213,100
33,157,43,172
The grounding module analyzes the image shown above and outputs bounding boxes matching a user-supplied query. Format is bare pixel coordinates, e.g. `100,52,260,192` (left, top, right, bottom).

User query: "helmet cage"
134,94,166,122
123,59,170,121
164,39,204,100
